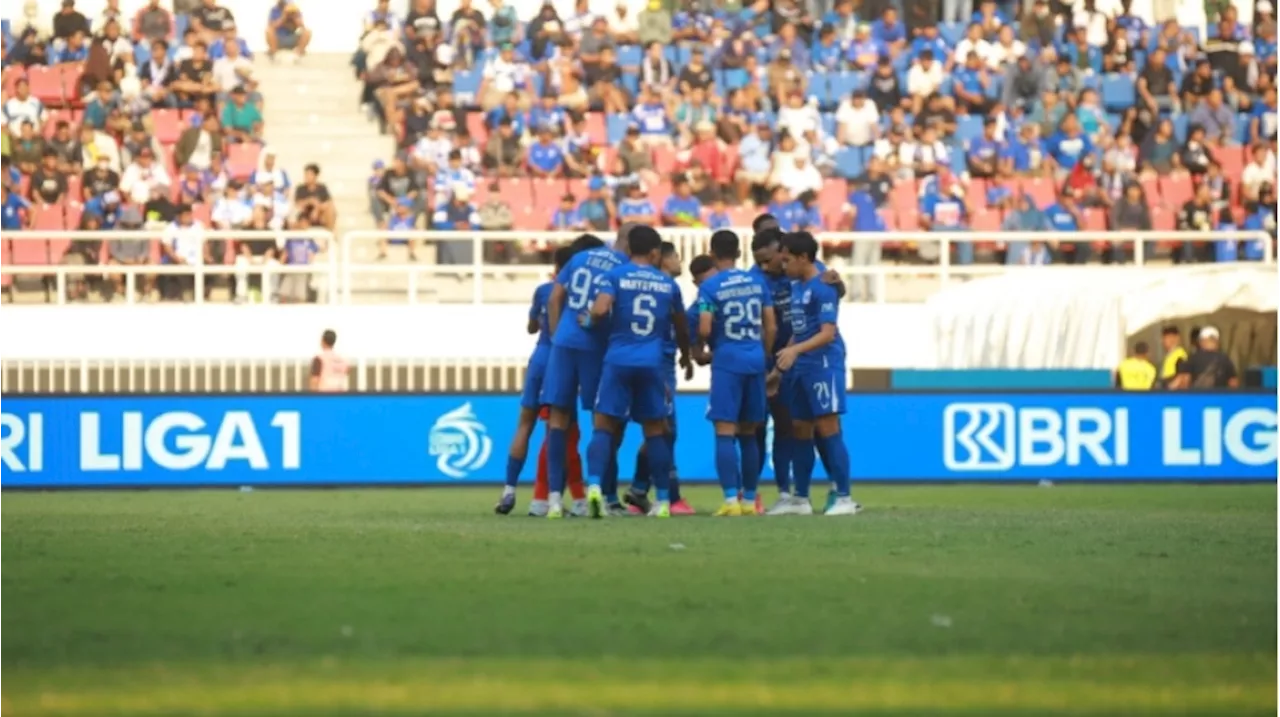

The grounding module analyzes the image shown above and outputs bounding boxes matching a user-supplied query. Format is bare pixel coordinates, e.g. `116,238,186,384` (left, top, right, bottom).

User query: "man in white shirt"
835,91,880,147
987,26,1026,69
906,50,944,110
412,121,454,177
773,153,823,198
162,204,206,300
212,33,255,95
606,0,639,44
120,147,172,204
211,182,253,230
1073,0,1109,48
479,43,531,111
953,23,993,67
3,79,44,137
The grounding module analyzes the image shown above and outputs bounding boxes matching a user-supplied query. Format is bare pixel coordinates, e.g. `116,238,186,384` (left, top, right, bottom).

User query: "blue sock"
603,435,621,504
773,435,793,494
547,427,567,494
816,433,851,497
715,434,739,501
739,435,761,501
647,434,672,502
586,429,613,490
665,430,681,502
504,455,523,488
793,438,815,499
631,445,651,494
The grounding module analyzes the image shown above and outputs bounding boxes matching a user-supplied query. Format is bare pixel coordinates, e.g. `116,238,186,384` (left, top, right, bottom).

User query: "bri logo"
429,403,493,479
943,403,1130,471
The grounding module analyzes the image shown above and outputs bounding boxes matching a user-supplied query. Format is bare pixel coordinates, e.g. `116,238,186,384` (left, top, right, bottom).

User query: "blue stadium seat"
1101,74,1135,112
454,70,481,104
175,13,189,39
820,112,837,138
621,73,640,96
939,22,966,47
606,113,630,144
834,147,865,179
1172,114,1188,143
713,68,726,90
1082,74,1100,90
134,40,152,64
617,44,641,67
829,71,861,100
674,45,692,69
530,73,545,97
985,73,1004,99
724,68,749,90
949,147,967,174
807,72,834,109
955,115,984,143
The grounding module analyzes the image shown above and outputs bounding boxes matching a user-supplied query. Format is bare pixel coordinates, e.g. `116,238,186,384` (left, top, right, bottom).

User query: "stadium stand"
2,0,1278,304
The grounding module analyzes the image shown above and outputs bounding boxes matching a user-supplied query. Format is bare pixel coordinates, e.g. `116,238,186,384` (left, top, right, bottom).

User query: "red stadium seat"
226,143,262,180
1082,207,1108,232
1140,175,1162,206
726,206,756,228
896,205,919,232
65,174,83,202
651,144,677,176
648,179,671,214
59,63,85,105
971,208,1002,232
161,143,178,178
64,199,84,230
30,203,67,264
1151,204,1175,231
465,112,488,144
889,179,917,211
1019,176,1055,208
818,179,847,222
25,66,63,106
966,177,989,210
585,112,606,145
151,108,183,144
496,178,535,223
1214,148,1245,199
531,177,565,209
1,241,11,289
565,178,588,200
1159,174,1193,208
191,202,212,226
42,108,76,138
2,67,26,98
10,235,50,265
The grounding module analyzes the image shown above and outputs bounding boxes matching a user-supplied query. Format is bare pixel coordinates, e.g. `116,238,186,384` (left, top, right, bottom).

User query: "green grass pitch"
2,485,1275,716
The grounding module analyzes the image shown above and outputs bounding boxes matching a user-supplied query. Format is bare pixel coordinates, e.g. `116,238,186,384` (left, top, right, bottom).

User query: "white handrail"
3,229,338,304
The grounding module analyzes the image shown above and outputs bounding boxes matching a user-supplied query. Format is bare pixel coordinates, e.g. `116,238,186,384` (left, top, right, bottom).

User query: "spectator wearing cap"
630,85,675,148
479,43,532,113
85,189,124,229
526,127,566,178
434,186,481,263
637,0,672,46
105,205,151,299
221,86,263,144
483,119,523,176
267,1,312,58
174,114,221,172
550,193,585,231
1176,326,1239,388
617,181,657,225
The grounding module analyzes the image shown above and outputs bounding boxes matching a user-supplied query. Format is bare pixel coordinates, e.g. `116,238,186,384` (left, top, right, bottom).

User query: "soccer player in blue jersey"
581,226,692,519
541,231,629,519
749,218,848,514
771,232,861,516
495,246,591,517
624,242,699,515
698,230,777,516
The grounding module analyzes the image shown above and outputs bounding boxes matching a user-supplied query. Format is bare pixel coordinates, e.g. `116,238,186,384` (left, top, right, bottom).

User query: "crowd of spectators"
360,0,1277,268
1,0,329,302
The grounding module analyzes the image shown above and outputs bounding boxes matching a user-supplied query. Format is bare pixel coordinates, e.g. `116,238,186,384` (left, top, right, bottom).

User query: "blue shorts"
595,363,669,422
707,367,767,424
788,366,846,421
520,347,551,410
540,345,604,411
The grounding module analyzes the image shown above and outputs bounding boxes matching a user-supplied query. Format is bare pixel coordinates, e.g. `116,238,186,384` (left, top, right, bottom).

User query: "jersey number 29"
723,298,763,341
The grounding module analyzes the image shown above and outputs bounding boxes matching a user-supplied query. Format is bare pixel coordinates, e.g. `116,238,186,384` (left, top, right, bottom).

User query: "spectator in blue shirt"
870,7,907,54
529,94,566,136
550,193,584,230
1,184,28,230
526,127,565,177
617,181,657,224
846,25,883,70
578,177,613,232
812,26,844,72
1250,86,1278,144
1047,114,1093,172
909,25,950,65
1044,188,1089,262
210,25,253,60
82,80,120,131
631,86,674,146
266,1,312,58
387,197,419,260
735,122,772,202
51,30,90,63
84,190,123,229
769,22,810,67
967,117,1004,178
766,185,804,231
1003,123,1050,175
952,52,992,114
661,175,703,227
705,192,731,229
920,181,972,264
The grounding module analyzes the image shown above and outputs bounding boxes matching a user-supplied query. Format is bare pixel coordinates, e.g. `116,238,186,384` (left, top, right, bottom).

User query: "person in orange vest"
309,329,350,392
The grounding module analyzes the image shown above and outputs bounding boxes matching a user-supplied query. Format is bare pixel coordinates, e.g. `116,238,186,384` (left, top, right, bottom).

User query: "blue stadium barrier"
891,369,1114,389
1,393,1273,487
1261,368,1278,389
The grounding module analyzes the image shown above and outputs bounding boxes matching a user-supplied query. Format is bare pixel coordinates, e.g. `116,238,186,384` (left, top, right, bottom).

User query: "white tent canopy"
930,266,1280,369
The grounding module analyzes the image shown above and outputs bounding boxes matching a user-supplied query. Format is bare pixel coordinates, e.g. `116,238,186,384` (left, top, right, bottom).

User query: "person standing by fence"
310,329,350,392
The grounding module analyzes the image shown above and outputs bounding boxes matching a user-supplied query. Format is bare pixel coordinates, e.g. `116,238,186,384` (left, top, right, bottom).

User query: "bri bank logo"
943,402,1278,472
429,403,493,479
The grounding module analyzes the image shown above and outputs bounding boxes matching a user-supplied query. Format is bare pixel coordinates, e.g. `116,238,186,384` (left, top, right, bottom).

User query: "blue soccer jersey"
593,262,683,422
750,265,794,352
541,247,627,411
699,268,772,424
520,282,554,410
787,273,845,419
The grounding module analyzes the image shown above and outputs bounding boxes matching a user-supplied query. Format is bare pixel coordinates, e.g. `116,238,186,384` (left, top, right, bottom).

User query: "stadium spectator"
221,86,263,143
1176,183,1216,262
191,0,235,41
235,205,281,303
4,79,44,137
212,33,254,97
171,41,218,108
106,206,152,300
122,121,164,167
483,118,522,175
82,155,120,201
617,180,657,225
267,1,312,58
29,149,69,205
174,115,221,170
121,145,171,204
1,184,30,230
279,213,319,304
1177,326,1238,388
434,186,479,263
133,0,174,44
526,126,566,177
835,91,879,149
53,0,91,41
10,122,46,175
1242,145,1278,203
295,164,335,229
159,203,204,300
550,192,583,231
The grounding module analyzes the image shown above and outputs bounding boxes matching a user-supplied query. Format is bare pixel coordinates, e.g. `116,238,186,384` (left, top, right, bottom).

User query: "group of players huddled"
495,213,862,519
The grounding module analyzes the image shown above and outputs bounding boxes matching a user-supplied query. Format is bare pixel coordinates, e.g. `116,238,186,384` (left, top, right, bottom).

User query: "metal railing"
4,228,1273,305
0,356,859,395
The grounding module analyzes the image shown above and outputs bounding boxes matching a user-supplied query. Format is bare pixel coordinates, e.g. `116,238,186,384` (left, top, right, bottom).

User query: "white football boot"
824,497,863,516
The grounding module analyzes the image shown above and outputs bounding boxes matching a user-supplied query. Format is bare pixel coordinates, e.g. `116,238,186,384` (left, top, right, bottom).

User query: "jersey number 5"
631,295,657,336
723,298,763,341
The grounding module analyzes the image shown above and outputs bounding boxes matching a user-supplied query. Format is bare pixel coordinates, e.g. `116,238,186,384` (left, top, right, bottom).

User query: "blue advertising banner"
1,392,1275,487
